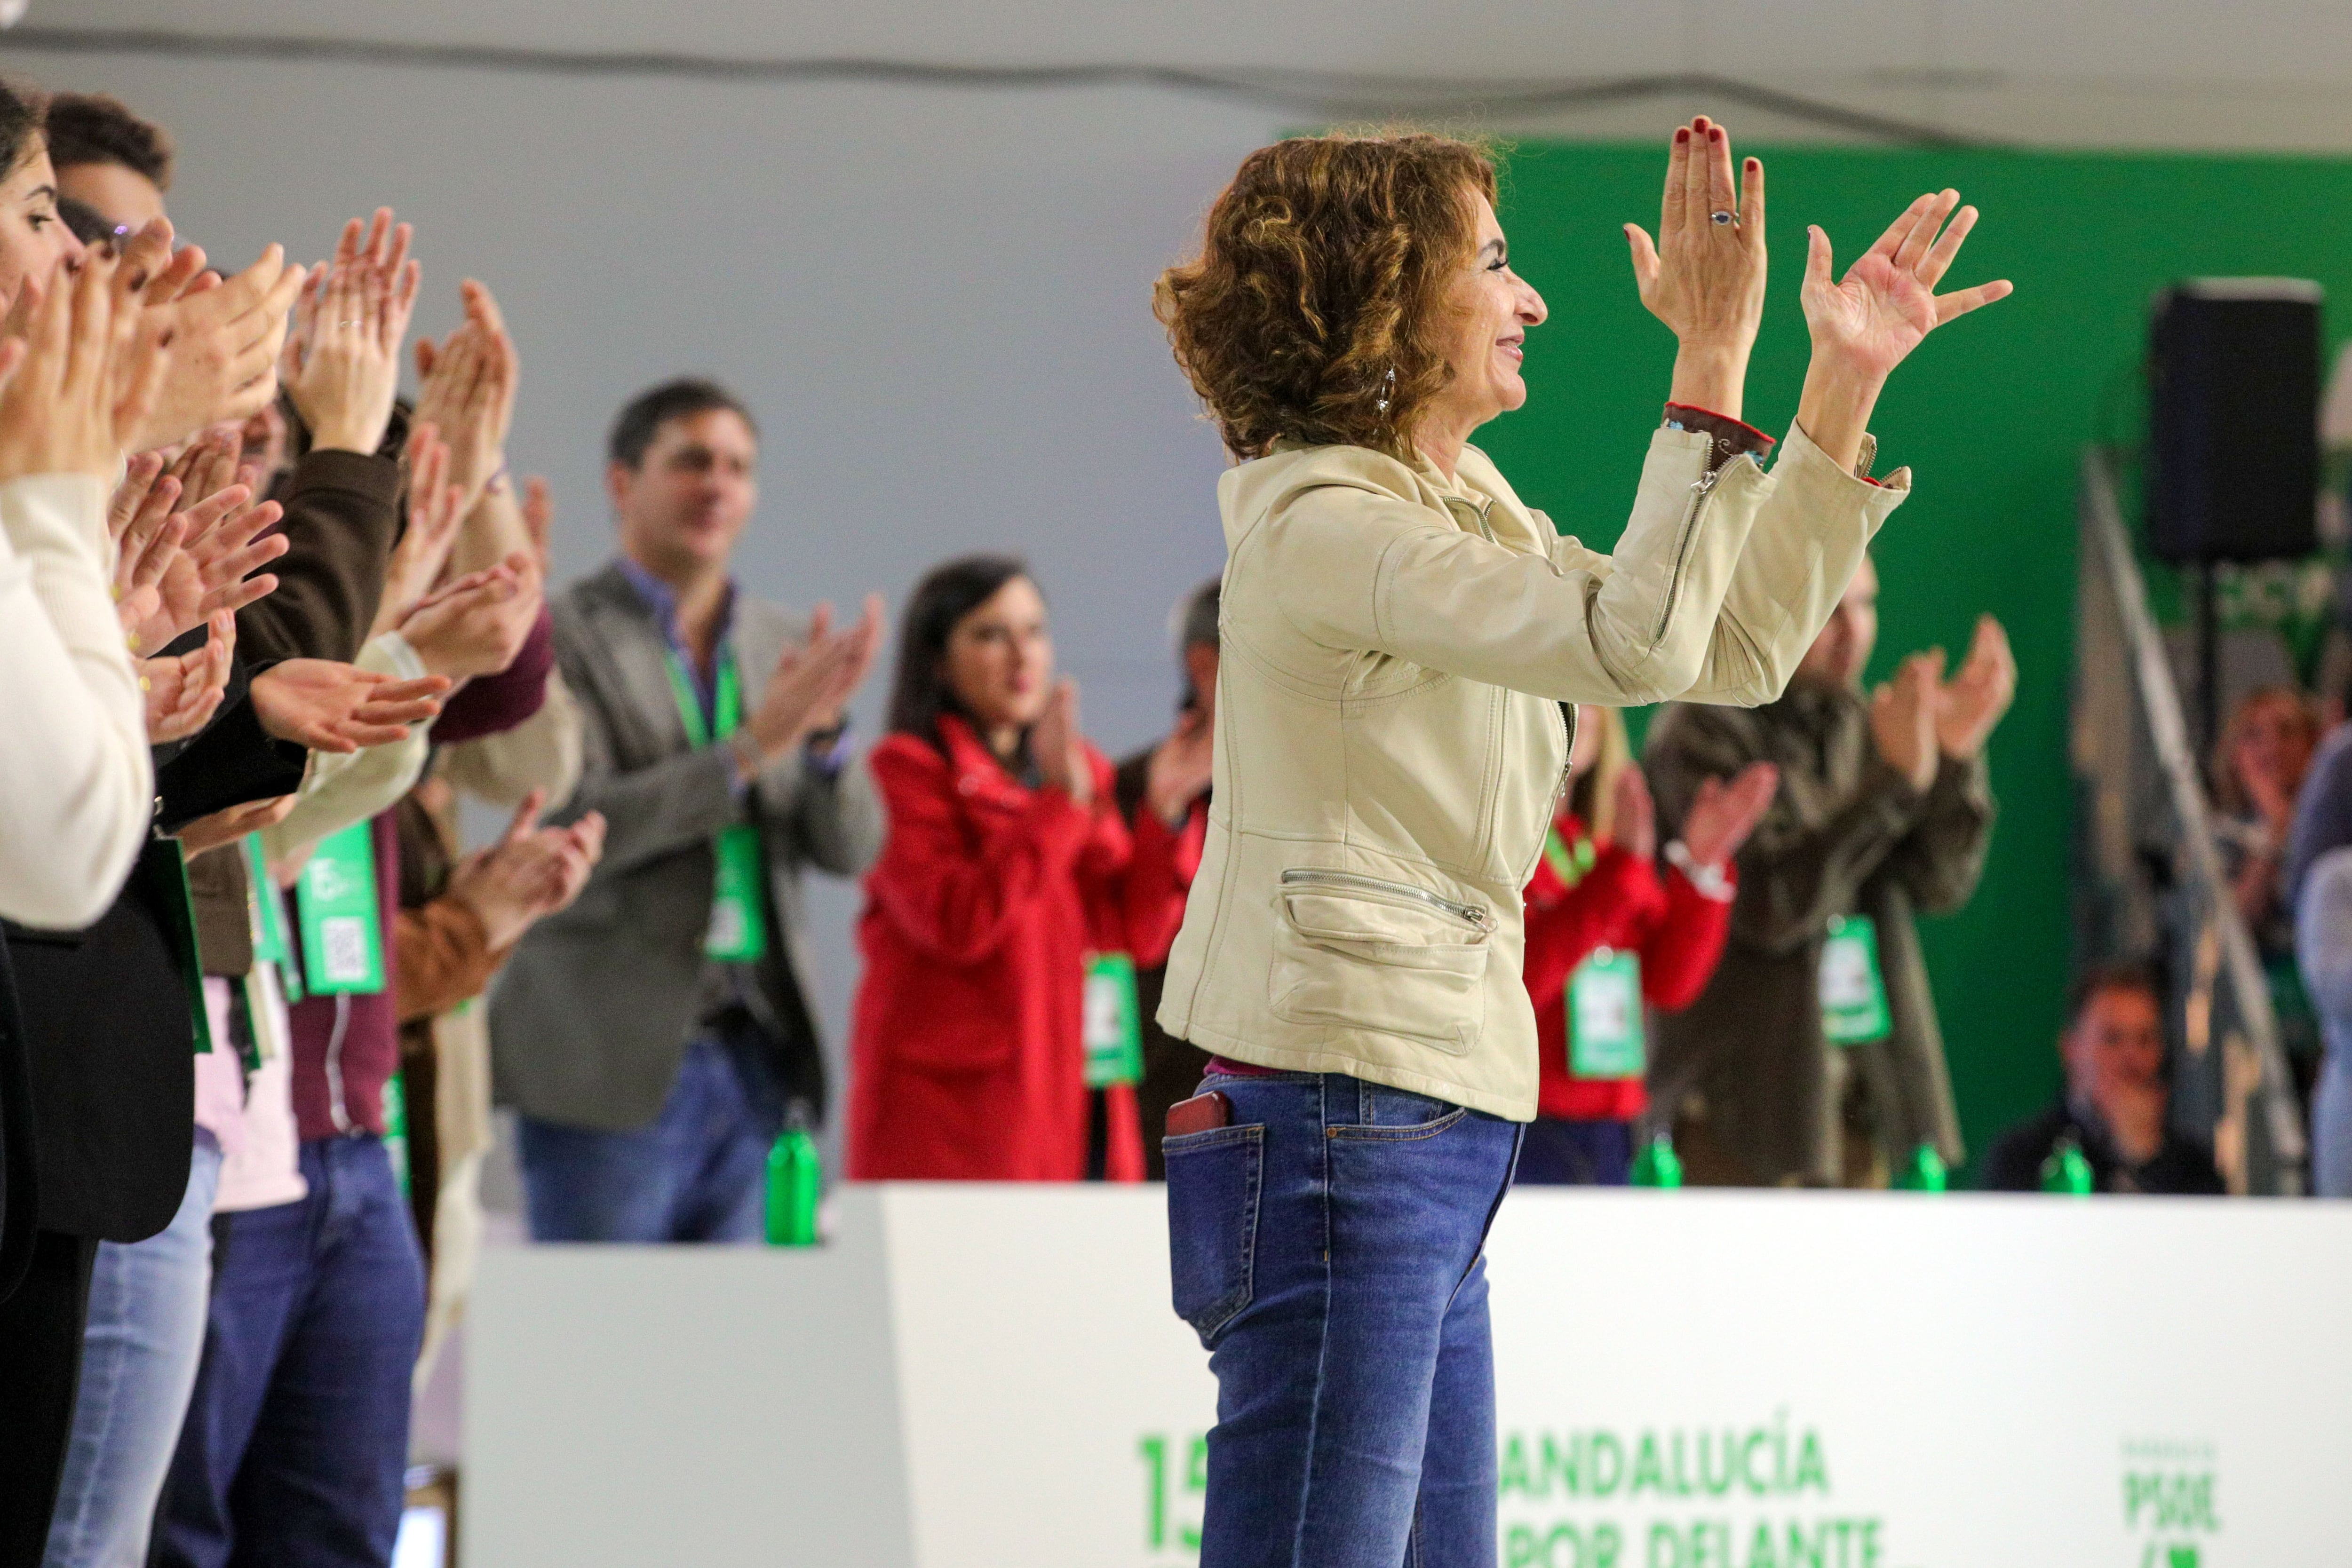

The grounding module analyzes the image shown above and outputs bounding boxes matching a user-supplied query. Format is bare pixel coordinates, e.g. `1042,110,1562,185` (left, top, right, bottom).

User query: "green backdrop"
1475,140,2352,1174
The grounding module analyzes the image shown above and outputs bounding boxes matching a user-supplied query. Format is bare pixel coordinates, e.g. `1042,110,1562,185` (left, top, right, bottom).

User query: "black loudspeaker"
2147,280,2322,564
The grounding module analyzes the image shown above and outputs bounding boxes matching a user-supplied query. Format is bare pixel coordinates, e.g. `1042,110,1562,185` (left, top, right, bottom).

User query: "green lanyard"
243,832,302,1003
294,821,387,995
662,647,771,964
1542,824,1598,889
137,840,215,1056
1082,951,1144,1088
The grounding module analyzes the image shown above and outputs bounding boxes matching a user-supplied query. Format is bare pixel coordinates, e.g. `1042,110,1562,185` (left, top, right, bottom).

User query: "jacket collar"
1221,440,1549,556
936,714,1037,802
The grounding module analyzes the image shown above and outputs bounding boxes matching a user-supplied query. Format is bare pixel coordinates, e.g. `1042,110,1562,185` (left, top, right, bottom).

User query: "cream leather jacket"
1155,421,1908,1120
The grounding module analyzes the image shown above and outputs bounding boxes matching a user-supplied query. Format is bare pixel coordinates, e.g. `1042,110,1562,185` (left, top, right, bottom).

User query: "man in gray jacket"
1644,556,2010,1187
492,380,883,1241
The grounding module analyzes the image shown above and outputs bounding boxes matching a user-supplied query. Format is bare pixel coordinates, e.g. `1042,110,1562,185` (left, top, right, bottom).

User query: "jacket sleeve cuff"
1663,405,1775,471
289,448,402,507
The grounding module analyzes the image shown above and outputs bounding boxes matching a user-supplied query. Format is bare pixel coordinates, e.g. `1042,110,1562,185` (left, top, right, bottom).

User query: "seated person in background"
1981,961,2223,1195
848,556,1188,1182
1514,706,1774,1186
1113,579,1218,1180
1644,557,2010,1187
2212,686,2324,1080
2295,846,2352,1196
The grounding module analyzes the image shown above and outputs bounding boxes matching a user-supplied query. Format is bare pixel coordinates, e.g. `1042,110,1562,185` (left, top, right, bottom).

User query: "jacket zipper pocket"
1279,868,1496,935
1652,465,1724,644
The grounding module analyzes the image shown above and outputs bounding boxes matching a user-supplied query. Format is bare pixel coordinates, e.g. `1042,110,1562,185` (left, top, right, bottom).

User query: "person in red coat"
1516,705,1777,1185
847,556,1188,1182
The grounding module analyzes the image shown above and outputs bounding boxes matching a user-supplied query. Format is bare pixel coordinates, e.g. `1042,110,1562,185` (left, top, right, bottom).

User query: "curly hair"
1154,131,1497,463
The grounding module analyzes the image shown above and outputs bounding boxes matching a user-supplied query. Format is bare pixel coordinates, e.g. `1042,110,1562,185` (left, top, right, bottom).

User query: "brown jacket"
1644,679,1994,1185
190,448,405,975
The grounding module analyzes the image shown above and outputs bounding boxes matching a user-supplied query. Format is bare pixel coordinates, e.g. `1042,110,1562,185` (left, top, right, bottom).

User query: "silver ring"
337,319,362,327
1709,210,1736,227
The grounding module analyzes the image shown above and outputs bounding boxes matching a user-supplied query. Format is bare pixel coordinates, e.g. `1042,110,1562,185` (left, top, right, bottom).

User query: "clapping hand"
174,793,298,857
397,556,537,680
1802,192,2011,387
1679,760,1779,871
444,790,608,950
743,595,885,764
142,611,237,744
284,210,419,456
1144,706,1214,826
1870,650,1944,794
368,423,467,639
127,236,307,452
250,659,450,753
0,250,168,484
410,278,518,515
1033,679,1093,807
1625,116,1768,418
114,433,288,651
1934,615,2015,760
1605,763,1659,860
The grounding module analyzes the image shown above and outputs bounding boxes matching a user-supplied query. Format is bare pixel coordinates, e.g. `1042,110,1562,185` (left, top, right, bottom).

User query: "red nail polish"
1710,128,1724,142
1676,128,1690,143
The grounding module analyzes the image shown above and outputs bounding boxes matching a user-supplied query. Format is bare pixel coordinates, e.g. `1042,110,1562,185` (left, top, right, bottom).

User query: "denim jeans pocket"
1330,1082,1468,1141
1163,1123,1264,1345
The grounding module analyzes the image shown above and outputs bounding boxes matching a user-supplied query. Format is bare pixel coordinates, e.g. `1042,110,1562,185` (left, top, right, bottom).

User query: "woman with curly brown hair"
1151,118,2008,1566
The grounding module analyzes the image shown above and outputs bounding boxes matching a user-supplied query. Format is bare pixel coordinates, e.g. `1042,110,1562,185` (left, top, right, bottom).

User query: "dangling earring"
1374,366,1397,417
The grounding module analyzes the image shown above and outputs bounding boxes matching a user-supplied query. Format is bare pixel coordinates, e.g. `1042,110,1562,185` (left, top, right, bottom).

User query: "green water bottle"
1894,1143,1947,1192
764,1119,822,1246
2038,1132,2095,1196
1629,1132,1683,1189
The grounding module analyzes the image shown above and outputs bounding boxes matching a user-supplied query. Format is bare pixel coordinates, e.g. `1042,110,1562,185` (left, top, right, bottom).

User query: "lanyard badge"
294,821,387,996
1082,951,1144,1088
664,647,772,964
1818,913,1892,1045
1567,946,1645,1079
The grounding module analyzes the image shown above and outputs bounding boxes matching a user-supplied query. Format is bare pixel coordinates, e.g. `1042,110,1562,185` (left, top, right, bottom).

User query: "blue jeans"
517,1034,783,1243
43,1135,223,1568
2315,1048,2352,1197
1510,1118,1633,1187
156,1136,425,1568
1164,1071,1523,1568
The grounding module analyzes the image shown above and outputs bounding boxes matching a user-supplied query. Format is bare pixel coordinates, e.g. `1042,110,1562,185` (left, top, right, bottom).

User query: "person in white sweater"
0,215,164,927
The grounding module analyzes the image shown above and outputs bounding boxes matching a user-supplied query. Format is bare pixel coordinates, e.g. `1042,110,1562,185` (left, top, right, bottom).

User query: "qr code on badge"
320,916,370,984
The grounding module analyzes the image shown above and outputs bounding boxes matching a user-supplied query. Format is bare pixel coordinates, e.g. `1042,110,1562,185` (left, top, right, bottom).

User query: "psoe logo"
2121,1438,2219,1568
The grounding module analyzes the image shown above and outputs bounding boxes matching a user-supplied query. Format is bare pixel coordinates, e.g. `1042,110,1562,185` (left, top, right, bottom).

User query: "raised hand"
410,278,518,514
1803,191,2011,384
1679,760,1779,870
368,423,467,638
445,791,607,949
1144,705,1214,825
0,251,164,483
1934,614,2015,760
1624,116,1767,420
742,602,876,763
1870,650,1944,794
125,479,288,652
141,612,237,744
397,556,537,679
1608,762,1658,861
285,209,419,456
250,660,451,752
1033,678,1092,807
133,244,307,452
174,793,298,857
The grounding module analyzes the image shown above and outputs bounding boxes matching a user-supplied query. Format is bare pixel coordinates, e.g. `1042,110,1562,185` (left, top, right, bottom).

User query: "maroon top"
285,608,554,1142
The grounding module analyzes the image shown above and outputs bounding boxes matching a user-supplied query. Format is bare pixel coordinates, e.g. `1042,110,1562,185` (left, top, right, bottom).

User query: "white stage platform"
467,1185,2347,1565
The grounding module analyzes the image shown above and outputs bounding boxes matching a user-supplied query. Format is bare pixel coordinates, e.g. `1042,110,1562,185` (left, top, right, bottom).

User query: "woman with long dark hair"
1151,120,2007,1564
846,555,1189,1180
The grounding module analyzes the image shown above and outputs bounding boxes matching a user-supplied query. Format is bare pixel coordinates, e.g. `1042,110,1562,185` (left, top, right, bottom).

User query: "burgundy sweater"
286,610,554,1142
